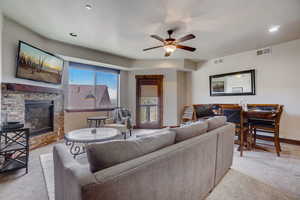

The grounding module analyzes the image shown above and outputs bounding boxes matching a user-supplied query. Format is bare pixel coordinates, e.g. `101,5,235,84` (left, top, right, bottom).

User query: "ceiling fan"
143,30,196,57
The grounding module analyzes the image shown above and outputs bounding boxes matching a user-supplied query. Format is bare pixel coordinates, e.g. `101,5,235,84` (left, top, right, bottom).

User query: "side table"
87,116,107,128
0,128,30,174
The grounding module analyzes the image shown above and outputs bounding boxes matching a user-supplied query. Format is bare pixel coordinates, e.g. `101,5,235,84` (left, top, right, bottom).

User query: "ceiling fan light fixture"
269,25,280,33
164,44,176,53
85,4,92,10
144,30,196,56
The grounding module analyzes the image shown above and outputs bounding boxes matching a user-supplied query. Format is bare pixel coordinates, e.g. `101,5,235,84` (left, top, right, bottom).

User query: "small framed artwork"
211,81,225,93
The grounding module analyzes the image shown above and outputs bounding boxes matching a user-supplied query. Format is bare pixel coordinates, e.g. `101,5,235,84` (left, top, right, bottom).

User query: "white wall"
0,11,3,120
191,39,300,140
1,17,132,88
128,68,178,126
2,17,58,87
119,70,129,107
131,59,197,71
1,17,131,131
177,71,189,124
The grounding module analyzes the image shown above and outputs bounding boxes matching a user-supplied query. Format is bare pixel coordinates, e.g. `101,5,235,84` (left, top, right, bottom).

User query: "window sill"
65,108,115,113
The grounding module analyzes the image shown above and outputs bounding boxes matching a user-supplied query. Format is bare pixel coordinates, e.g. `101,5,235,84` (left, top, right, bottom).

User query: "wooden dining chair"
220,105,248,157
193,104,216,120
181,105,196,123
249,105,284,156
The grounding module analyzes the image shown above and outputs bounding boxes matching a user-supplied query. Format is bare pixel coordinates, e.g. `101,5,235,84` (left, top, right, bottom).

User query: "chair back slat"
275,105,284,128
247,104,279,112
223,109,241,124
220,105,243,125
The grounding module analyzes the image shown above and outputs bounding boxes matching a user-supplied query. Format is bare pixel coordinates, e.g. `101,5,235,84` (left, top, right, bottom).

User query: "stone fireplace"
25,100,54,136
1,83,64,149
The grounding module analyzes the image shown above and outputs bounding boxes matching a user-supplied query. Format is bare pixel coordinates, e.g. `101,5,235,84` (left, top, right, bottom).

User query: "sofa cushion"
86,130,175,173
135,128,171,138
207,116,227,131
136,129,176,154
171,121,208,143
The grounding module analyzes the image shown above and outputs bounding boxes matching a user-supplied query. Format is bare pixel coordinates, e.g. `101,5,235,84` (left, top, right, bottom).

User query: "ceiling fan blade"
176,34,196,43
165,52,171,57
143,45,163,51
150,35,165,42
176,45,196,52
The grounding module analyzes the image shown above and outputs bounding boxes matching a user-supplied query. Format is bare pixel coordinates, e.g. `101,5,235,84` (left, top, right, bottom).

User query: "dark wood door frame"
136,75,163,129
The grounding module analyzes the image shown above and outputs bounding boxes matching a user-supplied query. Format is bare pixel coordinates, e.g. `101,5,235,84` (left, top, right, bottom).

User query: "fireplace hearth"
25,100,54,136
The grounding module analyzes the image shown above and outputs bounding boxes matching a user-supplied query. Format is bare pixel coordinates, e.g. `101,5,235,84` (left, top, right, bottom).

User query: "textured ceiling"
1,0,300,60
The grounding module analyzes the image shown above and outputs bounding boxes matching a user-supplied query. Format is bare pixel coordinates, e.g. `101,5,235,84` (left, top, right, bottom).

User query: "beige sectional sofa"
53,117,235,200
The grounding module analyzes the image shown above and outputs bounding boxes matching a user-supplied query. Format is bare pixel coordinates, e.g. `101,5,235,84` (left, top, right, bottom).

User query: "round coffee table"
64,128,119,158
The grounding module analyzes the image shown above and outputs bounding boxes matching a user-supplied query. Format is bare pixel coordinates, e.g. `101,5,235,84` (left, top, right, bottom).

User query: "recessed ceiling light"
69,33,78,37
269,25,280,33
85,4,92,10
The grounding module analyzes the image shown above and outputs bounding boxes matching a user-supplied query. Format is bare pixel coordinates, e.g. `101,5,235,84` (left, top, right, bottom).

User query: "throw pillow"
135,128,170,138
135,129,176,154
171,120,208,143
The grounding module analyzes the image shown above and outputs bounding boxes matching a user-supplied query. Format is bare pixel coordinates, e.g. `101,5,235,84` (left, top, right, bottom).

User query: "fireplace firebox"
25,100,54,136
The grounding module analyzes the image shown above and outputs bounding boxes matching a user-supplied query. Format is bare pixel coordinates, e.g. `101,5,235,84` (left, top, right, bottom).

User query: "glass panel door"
136,76,163,128
140,85,158,124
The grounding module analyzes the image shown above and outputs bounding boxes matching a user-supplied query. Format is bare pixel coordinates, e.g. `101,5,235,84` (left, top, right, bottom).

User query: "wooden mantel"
2,83,63,94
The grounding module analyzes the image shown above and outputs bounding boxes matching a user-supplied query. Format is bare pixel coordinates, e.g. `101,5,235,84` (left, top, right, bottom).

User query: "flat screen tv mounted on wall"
16,41,64,84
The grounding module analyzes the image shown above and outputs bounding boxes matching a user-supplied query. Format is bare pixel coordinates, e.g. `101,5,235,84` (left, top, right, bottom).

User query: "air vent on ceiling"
214,58,223,64
256,47,271,56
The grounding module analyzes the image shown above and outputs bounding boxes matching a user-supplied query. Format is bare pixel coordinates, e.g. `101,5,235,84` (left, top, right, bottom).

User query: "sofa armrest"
214,122,235,185
53,144,97,200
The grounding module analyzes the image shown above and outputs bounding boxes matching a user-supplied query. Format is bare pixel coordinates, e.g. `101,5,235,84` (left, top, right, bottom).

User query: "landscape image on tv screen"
16,41,64,84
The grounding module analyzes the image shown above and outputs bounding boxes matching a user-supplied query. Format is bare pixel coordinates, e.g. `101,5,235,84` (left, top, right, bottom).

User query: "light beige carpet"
40,153,54,200
40,153,296,200
207,169,296,200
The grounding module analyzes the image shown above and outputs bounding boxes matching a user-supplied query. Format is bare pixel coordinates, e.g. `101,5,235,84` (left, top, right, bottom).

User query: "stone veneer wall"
1,89,64,149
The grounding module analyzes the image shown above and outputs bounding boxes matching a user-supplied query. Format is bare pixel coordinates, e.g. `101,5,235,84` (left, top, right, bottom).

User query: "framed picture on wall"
211,81,225,93
16,41,64,84
209,69,256,96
